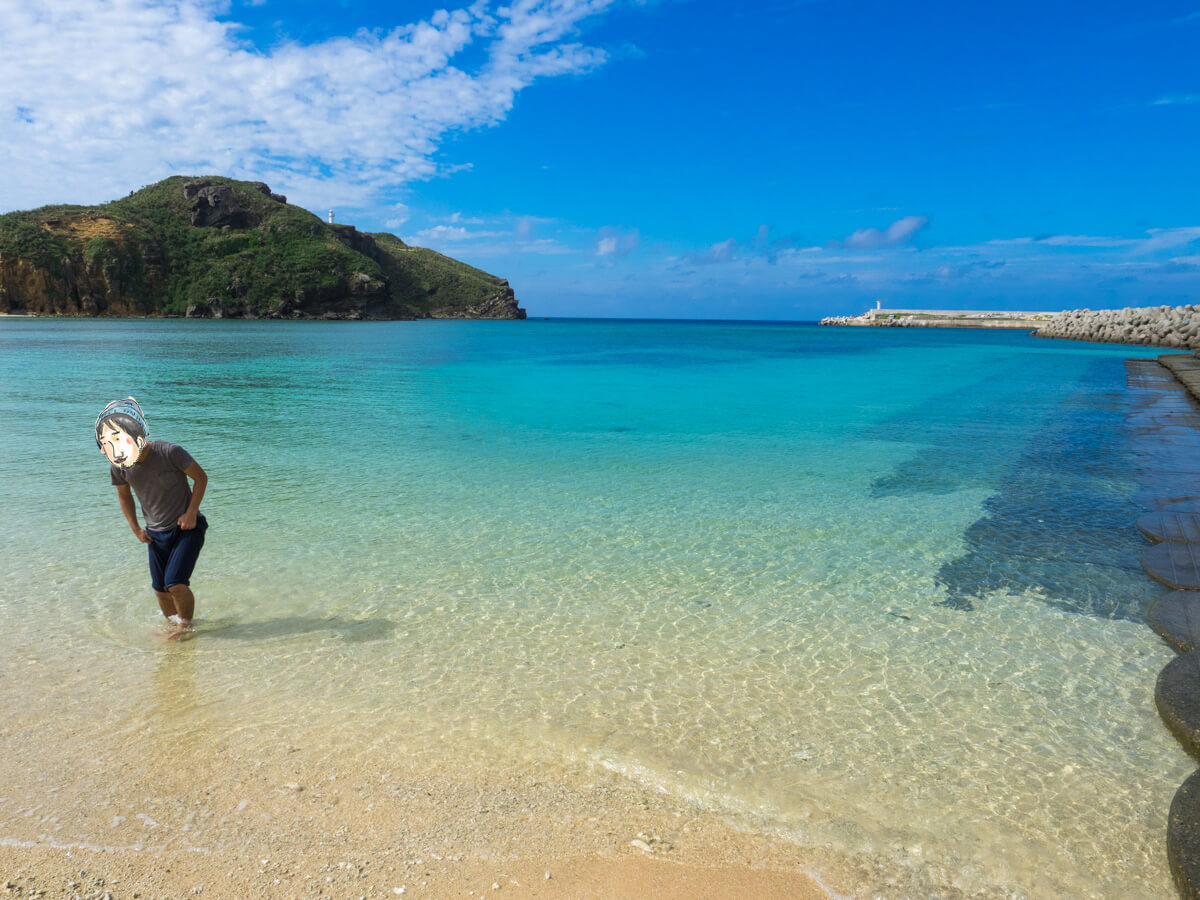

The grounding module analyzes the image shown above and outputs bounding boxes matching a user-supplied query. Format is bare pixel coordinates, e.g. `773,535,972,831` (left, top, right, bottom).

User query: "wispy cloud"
594,227,640,260
412,224,509,242
0,0,616,213
384,203,411,229
986,234,1131,248
1036,234,1137,248
1139,226,1200,253
1152,94,1200,105
679,225,799,267
699,237,738,263
985,228,1200,253
635,219,1200,313
403,211,574,257
840,215,929,249
413,225,471,242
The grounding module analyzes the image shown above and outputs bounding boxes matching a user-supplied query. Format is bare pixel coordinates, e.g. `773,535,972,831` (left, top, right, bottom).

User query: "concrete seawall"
819,309,1053,329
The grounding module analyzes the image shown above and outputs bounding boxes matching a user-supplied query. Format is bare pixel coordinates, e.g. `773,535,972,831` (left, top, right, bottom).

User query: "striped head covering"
95,397,149,447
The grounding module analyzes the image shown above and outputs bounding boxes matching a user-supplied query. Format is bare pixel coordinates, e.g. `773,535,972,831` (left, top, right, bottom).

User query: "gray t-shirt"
111,441,196,531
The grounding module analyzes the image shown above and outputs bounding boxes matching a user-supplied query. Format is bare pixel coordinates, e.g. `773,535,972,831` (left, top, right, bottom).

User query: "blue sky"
2,0,1198,318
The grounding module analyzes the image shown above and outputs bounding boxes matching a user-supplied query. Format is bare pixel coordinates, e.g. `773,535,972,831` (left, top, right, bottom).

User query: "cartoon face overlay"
99,423,146,468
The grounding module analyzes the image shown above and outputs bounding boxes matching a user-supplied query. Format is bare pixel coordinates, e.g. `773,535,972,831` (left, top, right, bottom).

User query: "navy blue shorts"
146,513,207,592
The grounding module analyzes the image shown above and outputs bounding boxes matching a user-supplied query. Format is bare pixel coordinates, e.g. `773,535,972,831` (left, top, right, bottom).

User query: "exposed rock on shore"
428,280,521,319
1034,305,1200,349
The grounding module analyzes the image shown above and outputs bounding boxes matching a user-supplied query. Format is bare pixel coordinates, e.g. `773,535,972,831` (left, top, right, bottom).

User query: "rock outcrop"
184,180,261,229
428,279,525,320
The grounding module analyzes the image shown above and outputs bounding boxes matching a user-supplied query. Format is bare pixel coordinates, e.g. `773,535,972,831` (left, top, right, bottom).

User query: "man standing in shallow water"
96,398,209,640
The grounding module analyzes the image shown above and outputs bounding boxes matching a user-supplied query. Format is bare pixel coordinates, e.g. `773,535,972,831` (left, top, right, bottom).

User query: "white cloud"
986,228,1200,252
1152,94,1200,105
408,216,571,256
594,226,640,259
704,237,738,263
1037,234,1137,247
385,203,411,228
842,215,929,249
0,0,615,212
1140,226,1200,253
413,225,483,241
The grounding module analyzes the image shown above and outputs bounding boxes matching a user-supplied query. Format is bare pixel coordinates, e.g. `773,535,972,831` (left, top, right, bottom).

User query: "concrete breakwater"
821,305,1200,351
819,308,1053,329
1034,305,1200,350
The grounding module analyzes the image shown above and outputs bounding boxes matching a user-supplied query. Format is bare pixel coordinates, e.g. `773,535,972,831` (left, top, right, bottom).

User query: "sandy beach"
0,849,829,900
0,723,835,900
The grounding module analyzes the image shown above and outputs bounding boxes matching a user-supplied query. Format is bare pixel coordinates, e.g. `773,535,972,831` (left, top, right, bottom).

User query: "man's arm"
116,484,151,543
177,461,207,530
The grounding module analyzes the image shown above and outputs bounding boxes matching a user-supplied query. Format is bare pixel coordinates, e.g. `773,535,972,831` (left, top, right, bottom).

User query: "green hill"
0,176,525,320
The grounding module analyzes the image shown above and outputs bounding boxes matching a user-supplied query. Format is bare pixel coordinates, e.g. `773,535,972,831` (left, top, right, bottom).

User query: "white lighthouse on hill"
328,210,334,224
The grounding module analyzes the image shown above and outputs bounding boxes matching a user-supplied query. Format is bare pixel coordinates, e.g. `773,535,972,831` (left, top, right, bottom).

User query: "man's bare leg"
155,590,178,620
166,584,195,640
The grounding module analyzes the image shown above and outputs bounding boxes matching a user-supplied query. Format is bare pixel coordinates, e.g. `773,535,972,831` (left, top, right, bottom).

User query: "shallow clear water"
0,318,1190,896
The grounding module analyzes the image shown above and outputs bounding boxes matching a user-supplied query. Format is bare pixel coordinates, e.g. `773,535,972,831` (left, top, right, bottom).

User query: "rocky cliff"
0,177,525,320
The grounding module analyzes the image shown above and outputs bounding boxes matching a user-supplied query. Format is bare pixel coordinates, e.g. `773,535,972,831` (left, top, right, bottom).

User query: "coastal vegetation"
0,176,524,320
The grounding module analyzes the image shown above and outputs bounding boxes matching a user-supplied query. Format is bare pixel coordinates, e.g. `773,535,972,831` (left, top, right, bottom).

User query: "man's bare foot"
165,617,193,642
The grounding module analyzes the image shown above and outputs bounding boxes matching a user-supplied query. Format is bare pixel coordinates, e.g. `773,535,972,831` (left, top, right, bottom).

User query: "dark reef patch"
867,356,1149,618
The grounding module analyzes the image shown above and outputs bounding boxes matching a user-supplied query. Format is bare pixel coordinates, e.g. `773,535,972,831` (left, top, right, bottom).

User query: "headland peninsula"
0,176,525,321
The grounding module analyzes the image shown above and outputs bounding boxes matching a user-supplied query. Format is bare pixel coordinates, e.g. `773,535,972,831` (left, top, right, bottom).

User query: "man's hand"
133,526,151,543
179,462,206,531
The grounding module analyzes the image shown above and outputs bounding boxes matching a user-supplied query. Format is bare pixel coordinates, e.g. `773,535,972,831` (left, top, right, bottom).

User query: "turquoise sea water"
0,318,1192,896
